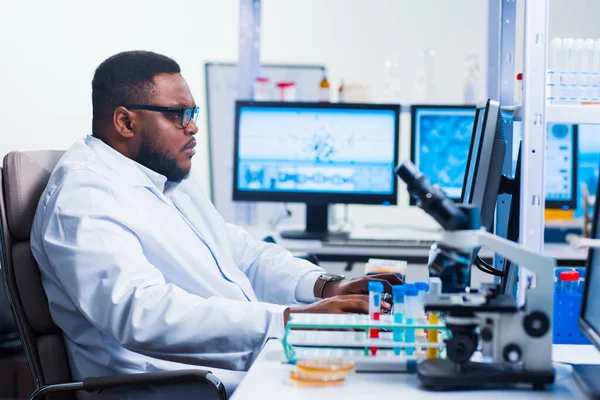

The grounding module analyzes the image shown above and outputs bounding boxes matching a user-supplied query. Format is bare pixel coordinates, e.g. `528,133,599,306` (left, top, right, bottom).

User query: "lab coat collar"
85,135,178,195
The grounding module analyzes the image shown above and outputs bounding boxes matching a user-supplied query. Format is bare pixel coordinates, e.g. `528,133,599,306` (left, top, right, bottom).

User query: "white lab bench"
231,340,600,400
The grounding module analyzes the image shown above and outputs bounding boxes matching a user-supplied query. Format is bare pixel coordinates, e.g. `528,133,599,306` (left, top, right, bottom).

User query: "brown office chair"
0,151,227,400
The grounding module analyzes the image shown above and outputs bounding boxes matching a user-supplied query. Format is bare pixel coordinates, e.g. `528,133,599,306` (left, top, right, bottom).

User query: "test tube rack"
282,313,449,372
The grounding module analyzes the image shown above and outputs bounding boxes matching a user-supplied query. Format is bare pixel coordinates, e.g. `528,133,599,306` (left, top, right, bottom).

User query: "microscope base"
418,359,555,391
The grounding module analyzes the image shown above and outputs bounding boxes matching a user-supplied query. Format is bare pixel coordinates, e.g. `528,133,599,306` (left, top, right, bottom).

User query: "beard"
136,131,189,183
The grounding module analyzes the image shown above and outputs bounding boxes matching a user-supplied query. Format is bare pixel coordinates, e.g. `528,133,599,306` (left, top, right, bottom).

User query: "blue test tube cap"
576,267,587,279
555,268,572,279
392,285,406,300
405,287,419,297
368,281,384,293
415,282,430,292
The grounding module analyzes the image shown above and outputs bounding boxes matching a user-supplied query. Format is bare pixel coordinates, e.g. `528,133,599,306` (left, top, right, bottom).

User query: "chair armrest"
83,370,227,399
30,370,227,400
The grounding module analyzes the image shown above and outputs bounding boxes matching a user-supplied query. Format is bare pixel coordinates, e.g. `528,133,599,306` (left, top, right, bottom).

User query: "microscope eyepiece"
395,161,468,231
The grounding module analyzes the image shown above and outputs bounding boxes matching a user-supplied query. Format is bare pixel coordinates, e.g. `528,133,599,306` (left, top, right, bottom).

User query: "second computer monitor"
410,105,476,200
411,104,578,209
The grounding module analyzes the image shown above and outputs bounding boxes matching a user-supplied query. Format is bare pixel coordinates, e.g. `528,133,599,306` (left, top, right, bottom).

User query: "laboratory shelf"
546,105,600,125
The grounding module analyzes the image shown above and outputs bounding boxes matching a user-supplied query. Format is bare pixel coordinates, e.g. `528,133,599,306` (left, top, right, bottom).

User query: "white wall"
0,0,242,193
1,0,600,226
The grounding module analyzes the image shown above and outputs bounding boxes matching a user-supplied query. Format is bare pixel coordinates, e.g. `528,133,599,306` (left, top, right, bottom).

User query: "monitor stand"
280,204,349,241
573,365,600,399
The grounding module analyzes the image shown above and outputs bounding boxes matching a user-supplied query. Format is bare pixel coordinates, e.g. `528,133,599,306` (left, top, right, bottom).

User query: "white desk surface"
246,224,589,261
232,340,600,400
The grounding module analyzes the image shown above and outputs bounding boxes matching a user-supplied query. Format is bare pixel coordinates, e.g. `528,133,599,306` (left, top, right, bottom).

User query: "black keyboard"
323,238,436,248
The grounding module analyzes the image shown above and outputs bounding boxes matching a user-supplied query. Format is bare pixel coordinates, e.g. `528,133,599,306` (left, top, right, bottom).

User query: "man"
30,51,402,396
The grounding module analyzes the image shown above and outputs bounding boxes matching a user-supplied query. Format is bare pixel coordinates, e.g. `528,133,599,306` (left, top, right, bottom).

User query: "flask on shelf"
338,80,345,103
319,73,330,102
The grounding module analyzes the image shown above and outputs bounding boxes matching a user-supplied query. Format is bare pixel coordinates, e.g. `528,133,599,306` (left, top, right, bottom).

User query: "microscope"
396,161,556,390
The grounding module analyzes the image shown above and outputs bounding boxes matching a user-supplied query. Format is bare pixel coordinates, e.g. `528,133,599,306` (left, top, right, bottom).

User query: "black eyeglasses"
125,105,200,128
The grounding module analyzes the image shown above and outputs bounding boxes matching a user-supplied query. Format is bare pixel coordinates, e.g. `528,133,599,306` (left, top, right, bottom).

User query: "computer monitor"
233,101,400,240
412,105,578,209
575,172,600,397
410,105,476,202
460,99,506,232
545,124,578,210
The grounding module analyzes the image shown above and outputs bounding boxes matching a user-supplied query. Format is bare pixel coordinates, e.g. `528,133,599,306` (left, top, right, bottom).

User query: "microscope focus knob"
503,343,522,363
446,333,478,364
523,311,550,338
481,327,493,342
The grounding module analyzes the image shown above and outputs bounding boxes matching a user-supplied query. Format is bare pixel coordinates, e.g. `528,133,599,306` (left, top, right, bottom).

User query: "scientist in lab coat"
30,51,402,397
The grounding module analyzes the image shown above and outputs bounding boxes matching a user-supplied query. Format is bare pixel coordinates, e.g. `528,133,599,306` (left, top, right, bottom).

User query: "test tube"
559,271,580,293
583,39,595,101
415,282,429,320
427,277,441,359
554,268,572,293
429,277,442,296
562,38,575,103
592,39,600,100
392,285,405,355
549,38,563,85
368,281,383,356
404,286,419,356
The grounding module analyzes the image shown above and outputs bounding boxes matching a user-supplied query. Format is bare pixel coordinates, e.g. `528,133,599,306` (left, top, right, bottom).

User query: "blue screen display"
413,106,576,204
584,202,600,333
413,107,476,199
576,125,600,217
236,106,397,195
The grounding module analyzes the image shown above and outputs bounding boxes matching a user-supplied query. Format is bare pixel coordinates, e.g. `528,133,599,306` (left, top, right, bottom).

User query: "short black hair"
91,50,180,123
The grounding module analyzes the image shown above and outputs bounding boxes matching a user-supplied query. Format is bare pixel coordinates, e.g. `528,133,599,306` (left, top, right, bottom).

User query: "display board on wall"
205,62,325,224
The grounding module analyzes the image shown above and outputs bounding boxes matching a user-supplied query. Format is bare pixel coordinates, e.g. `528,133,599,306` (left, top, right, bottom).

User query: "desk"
247,225,589,267
232,340,600,400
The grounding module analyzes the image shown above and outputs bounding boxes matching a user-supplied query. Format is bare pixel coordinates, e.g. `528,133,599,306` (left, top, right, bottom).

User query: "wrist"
313,273,345,299
322,280,341,298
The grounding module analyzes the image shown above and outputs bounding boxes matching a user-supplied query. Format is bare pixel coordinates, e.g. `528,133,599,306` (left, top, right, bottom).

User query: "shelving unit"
546,104,600,124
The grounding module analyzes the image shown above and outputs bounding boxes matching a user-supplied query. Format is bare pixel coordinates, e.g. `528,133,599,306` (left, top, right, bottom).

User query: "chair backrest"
0,150,73,395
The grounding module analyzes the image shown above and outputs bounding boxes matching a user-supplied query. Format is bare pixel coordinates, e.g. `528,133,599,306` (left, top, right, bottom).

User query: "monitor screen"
411,105,476,199
233,101,399,205
412,105,578,209
581,177,600,348
545,124,577,204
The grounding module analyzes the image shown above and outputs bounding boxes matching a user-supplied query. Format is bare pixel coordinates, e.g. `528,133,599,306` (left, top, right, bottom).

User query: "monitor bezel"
460,99,505,231
579,170,600,349
232,100,400,206
409,104,477,205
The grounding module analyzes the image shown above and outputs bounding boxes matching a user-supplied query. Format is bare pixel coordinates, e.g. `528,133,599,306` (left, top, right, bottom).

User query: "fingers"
338,296,369,314
347,275,404,296
372,273,404,286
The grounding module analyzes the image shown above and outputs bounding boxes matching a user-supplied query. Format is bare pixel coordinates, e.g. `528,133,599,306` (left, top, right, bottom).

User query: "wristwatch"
314,273,345,299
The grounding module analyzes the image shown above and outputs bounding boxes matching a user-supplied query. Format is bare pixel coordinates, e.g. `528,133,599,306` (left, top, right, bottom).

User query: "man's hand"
284,295,390,326
320,274,403,299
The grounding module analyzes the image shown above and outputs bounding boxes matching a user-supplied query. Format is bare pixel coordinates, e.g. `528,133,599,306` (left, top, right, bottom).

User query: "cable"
477,256,494,270
269,203,292,229
474,255,504,277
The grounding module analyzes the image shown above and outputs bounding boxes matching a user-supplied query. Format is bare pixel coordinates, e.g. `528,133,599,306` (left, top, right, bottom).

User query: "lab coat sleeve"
225,223,324,304
33,169,286,371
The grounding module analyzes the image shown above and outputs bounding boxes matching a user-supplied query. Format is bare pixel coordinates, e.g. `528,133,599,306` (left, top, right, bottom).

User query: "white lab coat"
30,136,323,396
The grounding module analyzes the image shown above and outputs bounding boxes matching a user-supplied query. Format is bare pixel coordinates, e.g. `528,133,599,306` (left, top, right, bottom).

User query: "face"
132,73,198,183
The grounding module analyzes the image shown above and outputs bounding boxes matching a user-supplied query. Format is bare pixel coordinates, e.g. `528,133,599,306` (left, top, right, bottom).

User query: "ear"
113,106,137,139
